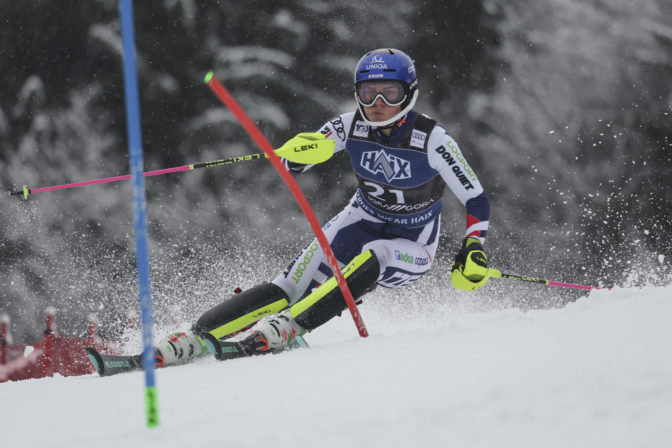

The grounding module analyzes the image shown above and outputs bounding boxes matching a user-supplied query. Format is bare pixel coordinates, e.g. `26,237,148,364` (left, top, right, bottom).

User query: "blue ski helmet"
354,48,419,126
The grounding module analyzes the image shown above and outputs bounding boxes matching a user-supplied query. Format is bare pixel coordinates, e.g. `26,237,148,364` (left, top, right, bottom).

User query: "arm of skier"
281,114,351,174
427,127,492,290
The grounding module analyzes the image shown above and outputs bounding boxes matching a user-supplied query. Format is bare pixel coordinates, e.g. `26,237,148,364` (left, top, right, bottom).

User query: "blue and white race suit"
273,110,490,303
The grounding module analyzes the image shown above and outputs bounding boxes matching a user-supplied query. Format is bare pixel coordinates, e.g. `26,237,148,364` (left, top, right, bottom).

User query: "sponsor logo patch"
360,150,411,182
414,256,430,266
410,130,427,149
395,250,431,267
353,121,369,138
285,242,320,284
330,117,346,140
395,250,414,264
366,55,388,70
435,144,475,190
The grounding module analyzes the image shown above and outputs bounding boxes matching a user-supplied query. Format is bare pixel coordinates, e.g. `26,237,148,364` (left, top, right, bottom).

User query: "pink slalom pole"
492,270,608,291
547,280,606,291
18,165,192,198
11,152,272,200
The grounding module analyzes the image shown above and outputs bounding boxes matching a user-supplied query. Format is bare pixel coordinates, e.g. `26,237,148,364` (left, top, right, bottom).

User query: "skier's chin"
364,103,401,123
366,110,398,123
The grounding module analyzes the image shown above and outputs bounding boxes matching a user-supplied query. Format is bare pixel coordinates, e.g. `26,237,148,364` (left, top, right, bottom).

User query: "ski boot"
236,311,307,355
201,310,308,361
155,330,207,367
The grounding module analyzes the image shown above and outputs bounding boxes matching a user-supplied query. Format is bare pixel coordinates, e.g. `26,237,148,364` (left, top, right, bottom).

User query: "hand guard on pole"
280,132,333,174
451,237,491,291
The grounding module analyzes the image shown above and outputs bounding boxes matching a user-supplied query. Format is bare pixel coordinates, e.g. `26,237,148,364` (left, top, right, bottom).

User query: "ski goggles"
356,80,407,107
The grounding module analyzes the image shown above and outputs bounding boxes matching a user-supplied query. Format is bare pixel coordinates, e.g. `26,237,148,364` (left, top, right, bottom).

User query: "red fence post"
43,308,56,377
87,314,98,345
0,314,9,365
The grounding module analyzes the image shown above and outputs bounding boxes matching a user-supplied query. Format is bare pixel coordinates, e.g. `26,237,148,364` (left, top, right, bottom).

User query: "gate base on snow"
0,310,120,382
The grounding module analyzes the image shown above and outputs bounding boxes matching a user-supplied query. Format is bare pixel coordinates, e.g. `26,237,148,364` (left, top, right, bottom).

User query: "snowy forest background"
1,0,671,343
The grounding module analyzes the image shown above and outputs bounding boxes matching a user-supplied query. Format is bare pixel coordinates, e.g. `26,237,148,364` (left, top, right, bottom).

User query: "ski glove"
451,237,490,291
282,158,308,174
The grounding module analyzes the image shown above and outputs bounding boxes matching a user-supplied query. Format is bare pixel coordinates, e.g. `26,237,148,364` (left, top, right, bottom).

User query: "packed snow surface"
2,285,671,448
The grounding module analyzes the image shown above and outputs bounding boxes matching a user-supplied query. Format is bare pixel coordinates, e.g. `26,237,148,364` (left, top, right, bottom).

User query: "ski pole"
488,268,607,291
9,134,334,200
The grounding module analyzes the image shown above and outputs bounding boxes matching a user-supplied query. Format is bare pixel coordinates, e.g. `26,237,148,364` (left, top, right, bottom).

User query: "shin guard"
291,250,380,330
193,283,290,340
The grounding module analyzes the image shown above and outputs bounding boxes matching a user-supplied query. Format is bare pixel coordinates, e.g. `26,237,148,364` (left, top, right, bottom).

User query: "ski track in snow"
1,286,671,448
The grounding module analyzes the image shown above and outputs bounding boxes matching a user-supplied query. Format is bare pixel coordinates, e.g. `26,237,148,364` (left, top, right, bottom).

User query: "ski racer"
156,48,492,365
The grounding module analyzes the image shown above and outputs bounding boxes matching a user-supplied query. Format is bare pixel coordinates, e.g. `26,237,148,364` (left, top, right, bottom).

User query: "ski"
201,332,309,361
85,347,143,377
86,333,309,376
200,334,248,361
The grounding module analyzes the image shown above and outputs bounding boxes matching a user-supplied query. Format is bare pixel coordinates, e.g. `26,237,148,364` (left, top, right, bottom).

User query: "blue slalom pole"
118,0,159,428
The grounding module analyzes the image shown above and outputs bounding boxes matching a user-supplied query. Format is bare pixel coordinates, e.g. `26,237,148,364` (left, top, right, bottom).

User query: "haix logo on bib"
366,54,388,70
361,150,412,182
